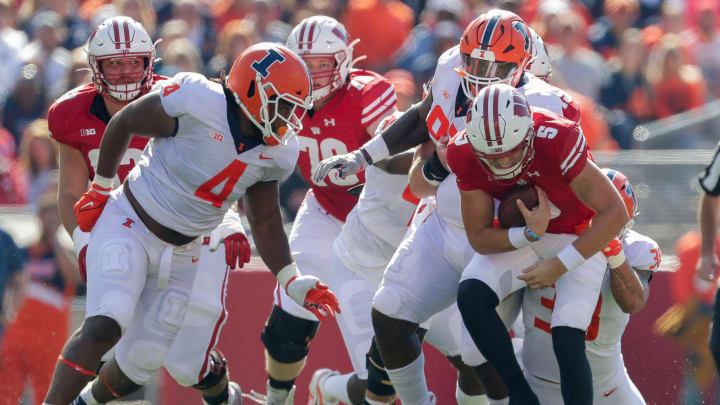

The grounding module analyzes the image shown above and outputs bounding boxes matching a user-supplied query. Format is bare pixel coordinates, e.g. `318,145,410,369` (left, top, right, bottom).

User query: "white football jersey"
427,46,572,229
126,72,298,236
521,230,661,386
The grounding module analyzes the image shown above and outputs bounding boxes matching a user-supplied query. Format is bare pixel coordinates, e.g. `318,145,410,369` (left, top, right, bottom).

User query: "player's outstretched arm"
244,180,293,274
245,180,341,320
95,92,177,179
57,143,90,235
311,94,433,183
609,263,650,314
568,161,630,260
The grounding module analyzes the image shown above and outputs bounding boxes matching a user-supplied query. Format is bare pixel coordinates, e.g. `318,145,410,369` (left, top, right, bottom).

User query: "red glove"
74,182,112,231
286,276,341,322
78,245,88,282
224,233,251,270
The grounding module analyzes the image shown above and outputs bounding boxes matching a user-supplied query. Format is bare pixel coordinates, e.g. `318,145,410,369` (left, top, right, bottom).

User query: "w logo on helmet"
251,49,286,78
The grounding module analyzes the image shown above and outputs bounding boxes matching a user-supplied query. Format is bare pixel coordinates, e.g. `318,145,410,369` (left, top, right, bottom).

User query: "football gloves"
209,210,251,270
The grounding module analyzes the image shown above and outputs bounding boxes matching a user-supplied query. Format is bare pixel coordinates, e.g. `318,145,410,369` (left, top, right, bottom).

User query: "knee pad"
457,280,498,317
261,306,320,363
365,337,396,397
193,349,227,390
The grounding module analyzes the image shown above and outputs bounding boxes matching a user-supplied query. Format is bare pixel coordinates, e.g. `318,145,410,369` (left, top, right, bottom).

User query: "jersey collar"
223,87,263,154
90,94,111,124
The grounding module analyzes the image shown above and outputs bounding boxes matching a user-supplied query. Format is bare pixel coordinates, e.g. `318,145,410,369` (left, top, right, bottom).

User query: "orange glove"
286,276,341,322
74,181,112,232
602,237,625,269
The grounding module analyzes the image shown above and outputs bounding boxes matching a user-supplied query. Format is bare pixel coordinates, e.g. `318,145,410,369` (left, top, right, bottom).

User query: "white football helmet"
87,16,156,102
465,84,535,182
528,27,552,82
286,16,359,101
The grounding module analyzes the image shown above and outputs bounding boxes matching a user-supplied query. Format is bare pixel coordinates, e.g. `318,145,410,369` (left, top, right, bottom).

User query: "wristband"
557,244,585,271
276,262,300,289
606,249,626,269
361,134,390,165
92,174,114,191
509,227,531,249
525,227,542,241
421,151,450,186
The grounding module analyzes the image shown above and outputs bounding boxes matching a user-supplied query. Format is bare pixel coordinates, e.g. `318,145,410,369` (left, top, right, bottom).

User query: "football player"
521,168,656,404
47,16,250,405
306,112,493,405
255,16,397,404
312,9,581,405
446,84,629,405
43,42,340,405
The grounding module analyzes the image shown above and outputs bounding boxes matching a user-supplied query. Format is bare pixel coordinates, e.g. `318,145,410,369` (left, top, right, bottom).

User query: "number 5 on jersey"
195,160,248,207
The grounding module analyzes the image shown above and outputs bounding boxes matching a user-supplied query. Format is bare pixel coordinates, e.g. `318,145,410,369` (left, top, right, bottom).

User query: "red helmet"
602,168,638,237
87,16,156,103
227,43,313,145
456,9,532,98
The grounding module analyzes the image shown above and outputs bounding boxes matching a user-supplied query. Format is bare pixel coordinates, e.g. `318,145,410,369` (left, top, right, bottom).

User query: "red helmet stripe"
123,21,131,49
482,88,492,146
112,20,121,49
492,86,502,146
307,22,317,50
298,22,307,49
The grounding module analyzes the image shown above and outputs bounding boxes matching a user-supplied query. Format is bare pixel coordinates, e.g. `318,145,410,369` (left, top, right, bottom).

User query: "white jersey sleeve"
158,72,214,118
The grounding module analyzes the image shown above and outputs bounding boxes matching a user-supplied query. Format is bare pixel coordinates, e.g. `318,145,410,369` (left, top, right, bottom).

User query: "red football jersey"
48,75,167,183
446,108,594,235
296,69,397,221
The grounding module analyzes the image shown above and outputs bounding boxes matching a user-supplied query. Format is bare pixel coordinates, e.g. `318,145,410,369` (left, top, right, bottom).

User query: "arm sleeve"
558,122,589,182
360,78,397,127
699,142,720,196
158,72,209,118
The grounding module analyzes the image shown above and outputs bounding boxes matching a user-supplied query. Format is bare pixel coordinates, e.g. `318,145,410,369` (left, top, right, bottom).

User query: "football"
497,184,539,228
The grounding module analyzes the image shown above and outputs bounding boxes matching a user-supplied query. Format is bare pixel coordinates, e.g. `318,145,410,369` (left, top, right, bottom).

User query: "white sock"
385,354,430,405
321,372,353,404
455,382,489,405
488,397,509,405
364,399,390,405
79,381,102,405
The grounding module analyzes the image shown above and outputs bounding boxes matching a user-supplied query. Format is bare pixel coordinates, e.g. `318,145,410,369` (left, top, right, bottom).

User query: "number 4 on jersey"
195,160,248,207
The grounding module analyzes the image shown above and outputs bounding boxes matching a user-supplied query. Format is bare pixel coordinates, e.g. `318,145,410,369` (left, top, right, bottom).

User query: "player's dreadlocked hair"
210,70,228,87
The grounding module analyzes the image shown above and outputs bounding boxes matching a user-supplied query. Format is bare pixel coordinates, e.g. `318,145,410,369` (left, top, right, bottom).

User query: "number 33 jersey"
296,69,397,221
126,72,298,236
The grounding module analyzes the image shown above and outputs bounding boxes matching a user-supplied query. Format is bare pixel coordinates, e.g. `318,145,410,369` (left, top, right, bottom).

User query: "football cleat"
228,381,243,405
307,368,340,405
243,383,295,405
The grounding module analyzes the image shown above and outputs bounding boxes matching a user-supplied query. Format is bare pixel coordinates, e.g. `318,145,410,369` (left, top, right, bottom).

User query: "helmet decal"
251,48,286,78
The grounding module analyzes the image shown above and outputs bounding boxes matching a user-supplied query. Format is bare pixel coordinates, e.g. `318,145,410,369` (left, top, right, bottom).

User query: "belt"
124,181,197,246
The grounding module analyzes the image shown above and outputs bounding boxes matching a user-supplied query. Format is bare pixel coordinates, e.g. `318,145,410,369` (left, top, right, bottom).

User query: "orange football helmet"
457,9,532,98
602,168,638,237
227,43,313,146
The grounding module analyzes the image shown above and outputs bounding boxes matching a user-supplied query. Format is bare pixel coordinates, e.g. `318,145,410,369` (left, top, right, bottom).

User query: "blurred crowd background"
2,0,720,212
1,0,720,403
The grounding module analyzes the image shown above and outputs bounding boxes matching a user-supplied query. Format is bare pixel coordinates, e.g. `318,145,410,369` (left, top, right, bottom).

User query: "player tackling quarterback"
43,40,340,405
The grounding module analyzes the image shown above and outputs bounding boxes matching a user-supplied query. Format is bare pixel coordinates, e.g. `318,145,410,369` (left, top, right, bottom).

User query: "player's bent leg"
45,316,121,404
261,304,320,403
364,337,397,404
457,279,537,405
550,247,606,405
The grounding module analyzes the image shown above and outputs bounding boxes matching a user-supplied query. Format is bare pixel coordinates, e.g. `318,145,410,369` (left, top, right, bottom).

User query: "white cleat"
228,381,243,405
243,382,296,405
428,392,437,405
307,368,340,405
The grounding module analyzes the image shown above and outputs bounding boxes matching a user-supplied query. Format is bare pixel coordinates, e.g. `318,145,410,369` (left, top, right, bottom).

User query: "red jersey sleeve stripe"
560,125,584,171
361,93,397,125
561,131,587,175
361,85,395,114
